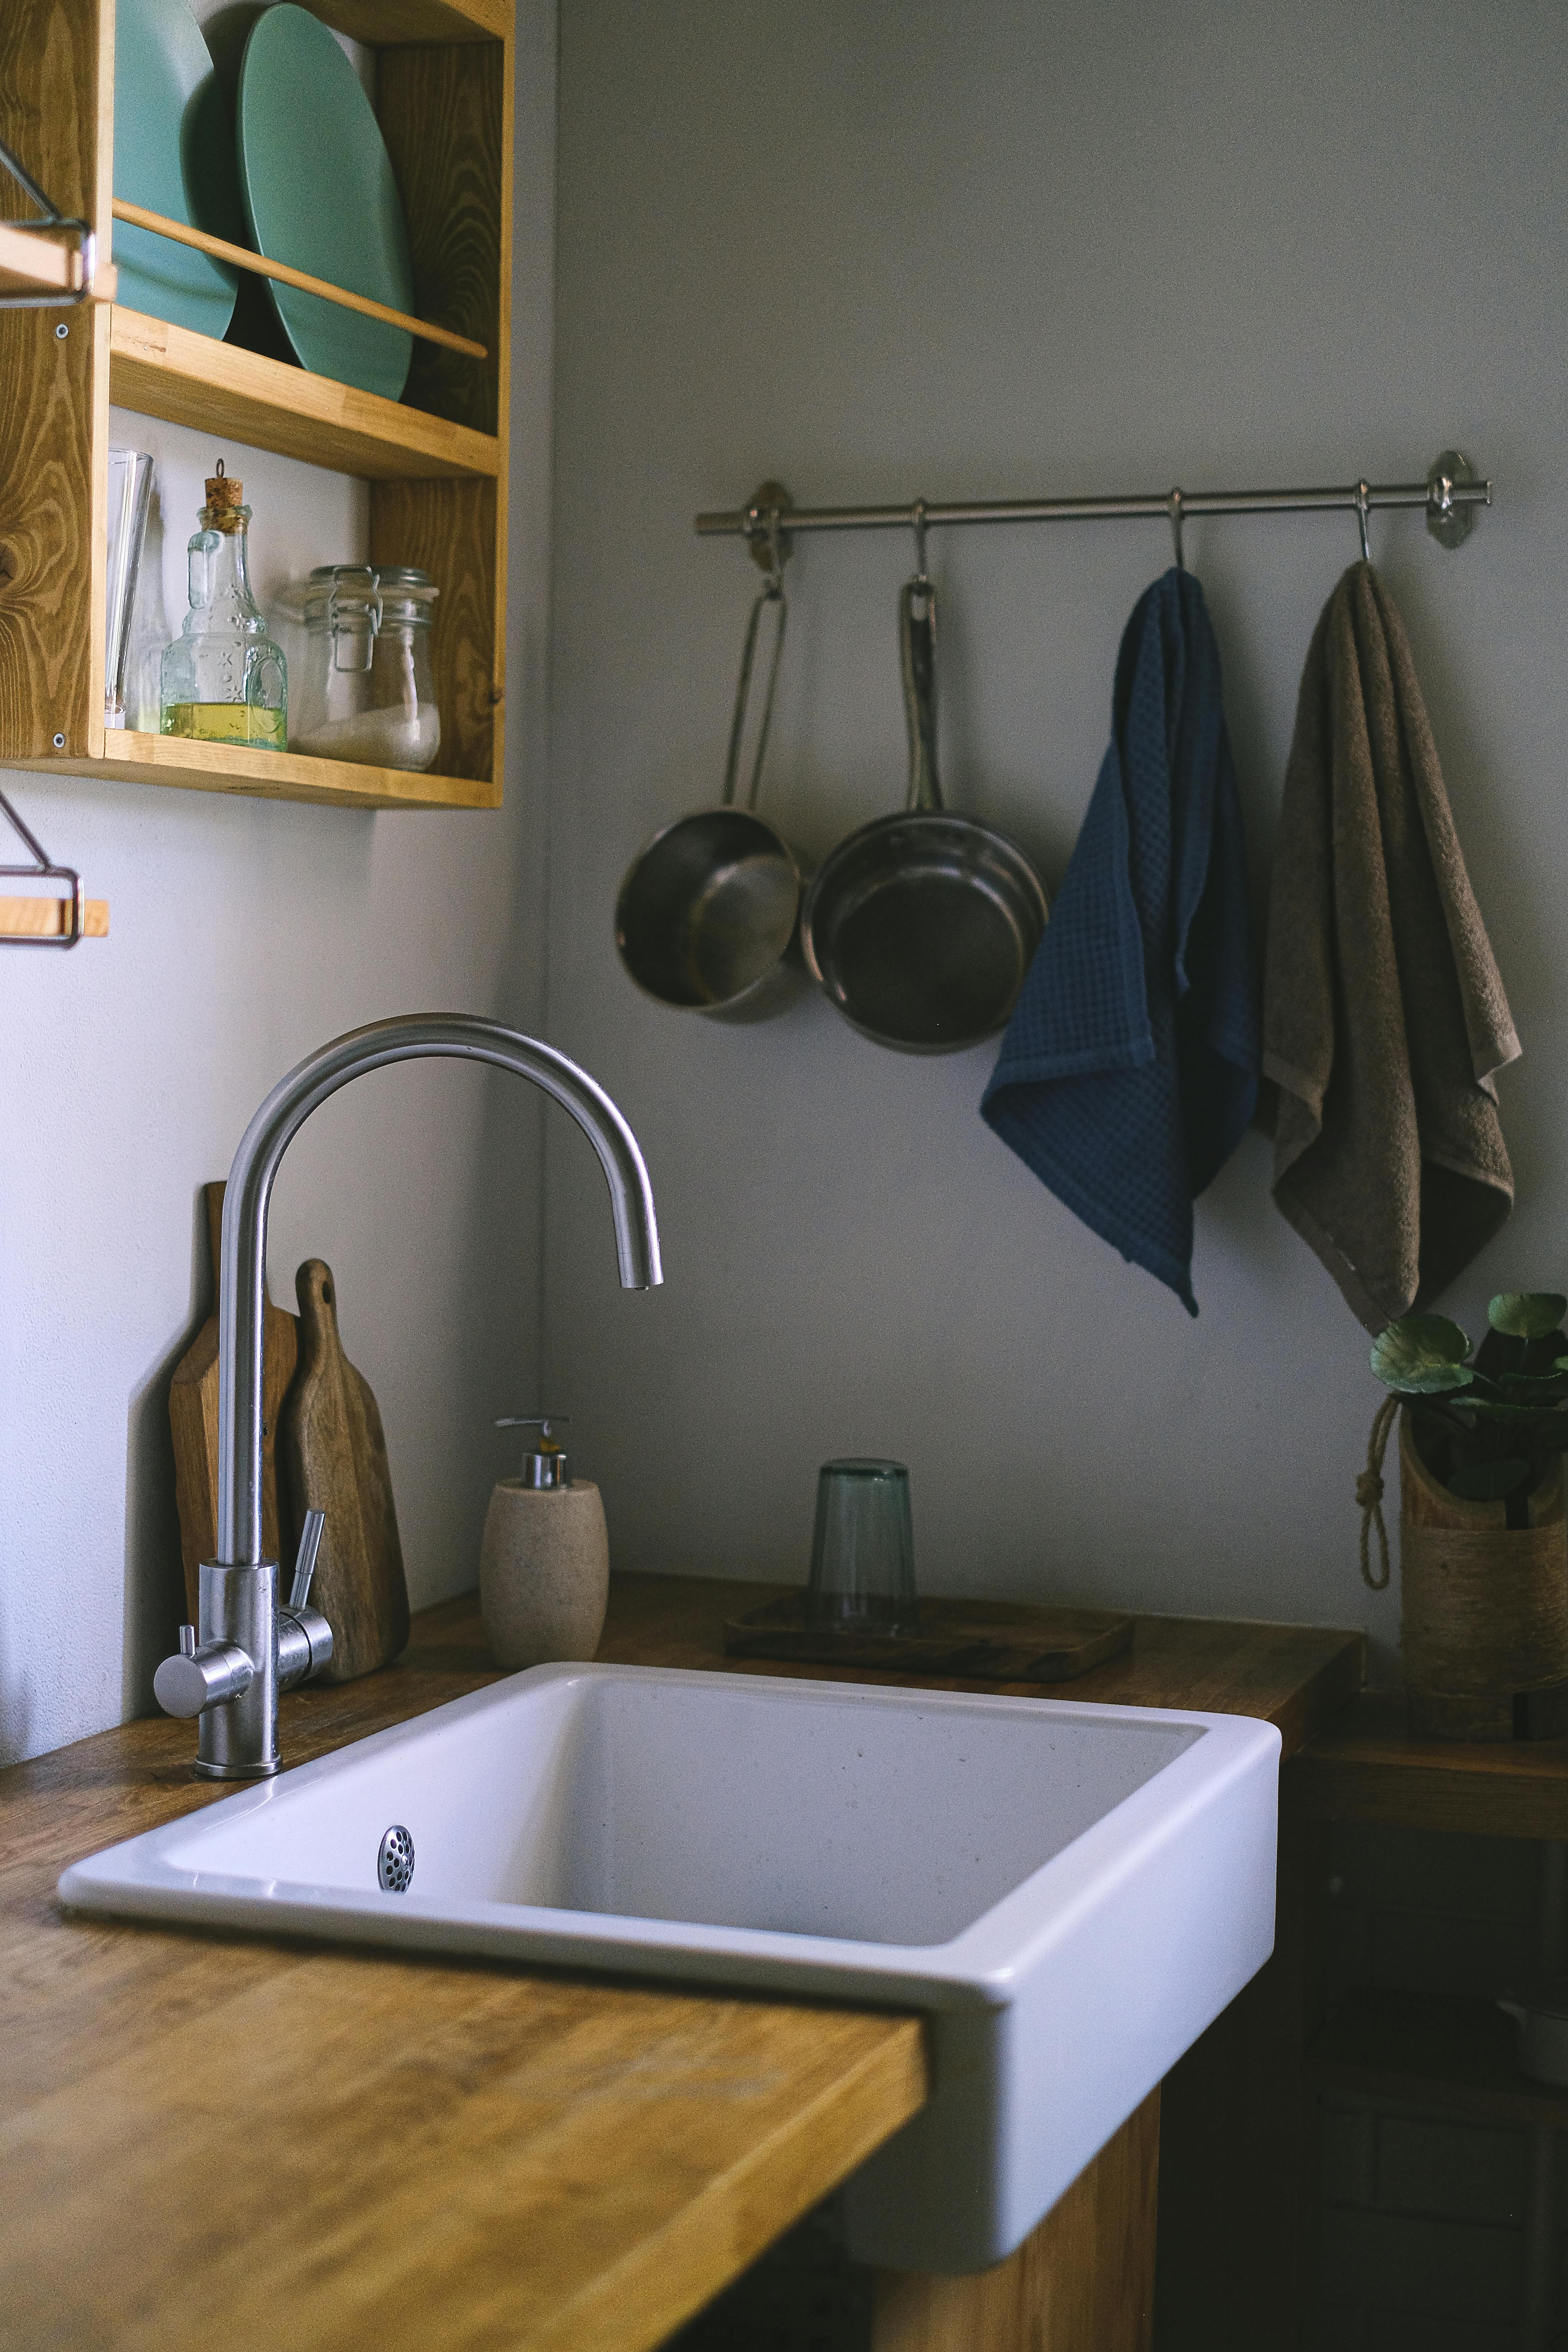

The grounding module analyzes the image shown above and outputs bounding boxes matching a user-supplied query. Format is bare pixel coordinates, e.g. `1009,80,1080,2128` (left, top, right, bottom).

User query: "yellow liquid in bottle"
163,703,286,750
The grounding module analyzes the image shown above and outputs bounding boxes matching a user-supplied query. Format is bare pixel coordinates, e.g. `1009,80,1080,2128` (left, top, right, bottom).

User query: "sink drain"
378,1824,415,1893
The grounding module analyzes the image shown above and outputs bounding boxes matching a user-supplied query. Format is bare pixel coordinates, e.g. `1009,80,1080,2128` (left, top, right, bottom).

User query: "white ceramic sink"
60,1663,1280,2271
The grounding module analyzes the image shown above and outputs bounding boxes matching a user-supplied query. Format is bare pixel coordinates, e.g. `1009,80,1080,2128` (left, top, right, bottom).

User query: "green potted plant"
1366,1294,1568,1740
1372,1294,1568,1524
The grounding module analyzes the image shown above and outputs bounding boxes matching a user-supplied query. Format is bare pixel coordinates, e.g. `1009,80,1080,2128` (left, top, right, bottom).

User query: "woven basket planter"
1399,1409,1568,1741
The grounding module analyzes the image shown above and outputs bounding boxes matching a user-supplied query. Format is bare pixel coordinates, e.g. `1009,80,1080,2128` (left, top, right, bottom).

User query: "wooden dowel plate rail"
112,199,486,360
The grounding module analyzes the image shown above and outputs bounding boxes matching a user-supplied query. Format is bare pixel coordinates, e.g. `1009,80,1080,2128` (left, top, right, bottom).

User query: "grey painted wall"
543,0,1567,1674
0,5,557,1766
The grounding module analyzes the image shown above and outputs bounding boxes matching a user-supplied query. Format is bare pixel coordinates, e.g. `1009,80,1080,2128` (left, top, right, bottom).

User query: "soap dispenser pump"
479,1416,610,1669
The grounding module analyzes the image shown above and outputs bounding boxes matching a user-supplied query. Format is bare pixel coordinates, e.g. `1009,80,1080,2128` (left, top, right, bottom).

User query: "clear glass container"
159,465,287,749
104,449,153,730
806,1458,919,1635
288,564,440,772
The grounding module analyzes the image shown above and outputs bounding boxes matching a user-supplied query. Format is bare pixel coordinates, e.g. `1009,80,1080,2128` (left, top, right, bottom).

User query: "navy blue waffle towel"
981,568,1259,1315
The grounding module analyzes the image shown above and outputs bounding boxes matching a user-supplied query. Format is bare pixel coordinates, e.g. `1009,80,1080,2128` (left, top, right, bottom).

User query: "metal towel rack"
0,784,107,946
696,450,1491,570
0,133,110,308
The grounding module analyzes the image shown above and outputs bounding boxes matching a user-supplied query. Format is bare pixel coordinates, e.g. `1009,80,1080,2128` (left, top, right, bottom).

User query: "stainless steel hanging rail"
696,450,1490,556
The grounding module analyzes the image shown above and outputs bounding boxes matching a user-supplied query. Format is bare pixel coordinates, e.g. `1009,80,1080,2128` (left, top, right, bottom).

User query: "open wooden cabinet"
0,0,511,810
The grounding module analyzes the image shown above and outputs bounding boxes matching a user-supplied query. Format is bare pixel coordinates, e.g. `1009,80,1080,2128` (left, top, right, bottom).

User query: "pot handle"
900,573,943,813
720,582,788,812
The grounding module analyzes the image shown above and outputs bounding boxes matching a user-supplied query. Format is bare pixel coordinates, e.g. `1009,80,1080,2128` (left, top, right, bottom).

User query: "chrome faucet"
153,1014,662,1779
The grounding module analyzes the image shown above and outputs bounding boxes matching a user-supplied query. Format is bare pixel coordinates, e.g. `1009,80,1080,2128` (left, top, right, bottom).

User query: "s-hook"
1168,487,1186,571
729,484,792,811
1355,479,1372,563
911,498,931,586
744,480,792,595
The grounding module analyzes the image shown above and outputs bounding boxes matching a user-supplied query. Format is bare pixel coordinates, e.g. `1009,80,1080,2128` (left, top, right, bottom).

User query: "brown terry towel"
1263,561,1518,1333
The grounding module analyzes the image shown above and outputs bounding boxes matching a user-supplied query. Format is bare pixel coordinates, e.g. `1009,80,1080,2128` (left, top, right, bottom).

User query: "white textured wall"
543,0,1567,1675
0,3,558,1765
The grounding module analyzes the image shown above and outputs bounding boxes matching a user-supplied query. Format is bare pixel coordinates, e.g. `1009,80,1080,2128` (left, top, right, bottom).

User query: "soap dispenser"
479,1416,610,1669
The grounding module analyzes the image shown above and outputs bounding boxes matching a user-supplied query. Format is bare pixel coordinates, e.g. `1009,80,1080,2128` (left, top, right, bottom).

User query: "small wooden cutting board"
278,1257,410,1683
168,1181,298,1620
723,1592,1135,1681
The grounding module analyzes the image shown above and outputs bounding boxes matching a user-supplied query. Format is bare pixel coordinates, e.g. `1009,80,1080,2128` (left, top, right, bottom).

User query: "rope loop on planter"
1358,1394,1400,1589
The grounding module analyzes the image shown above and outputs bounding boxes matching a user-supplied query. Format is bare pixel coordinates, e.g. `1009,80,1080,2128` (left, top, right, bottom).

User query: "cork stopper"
203,459,245,534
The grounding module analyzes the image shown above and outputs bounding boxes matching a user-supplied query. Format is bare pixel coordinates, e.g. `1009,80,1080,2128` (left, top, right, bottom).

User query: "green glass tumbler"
806,1458,919,1635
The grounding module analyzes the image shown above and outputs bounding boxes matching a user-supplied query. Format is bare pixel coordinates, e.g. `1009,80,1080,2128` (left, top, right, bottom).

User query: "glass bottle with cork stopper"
160,460,288,749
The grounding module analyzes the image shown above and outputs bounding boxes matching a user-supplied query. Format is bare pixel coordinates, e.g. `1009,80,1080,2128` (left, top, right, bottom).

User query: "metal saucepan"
616,568,808,1023
801,570,1048,1053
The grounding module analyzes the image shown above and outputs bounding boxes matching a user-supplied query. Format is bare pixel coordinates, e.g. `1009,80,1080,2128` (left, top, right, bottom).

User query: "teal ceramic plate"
236,6,414,401
113,0,242,338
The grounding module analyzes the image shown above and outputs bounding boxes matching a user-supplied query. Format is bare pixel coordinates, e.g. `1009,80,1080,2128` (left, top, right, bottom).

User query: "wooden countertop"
597,1576,1364,1759
0,1573,1362,2352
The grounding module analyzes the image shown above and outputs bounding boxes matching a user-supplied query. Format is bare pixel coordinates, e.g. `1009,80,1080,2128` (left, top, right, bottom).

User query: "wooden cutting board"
278,1257,410,1683
723,1592,1134,1680
168,1181,298,1620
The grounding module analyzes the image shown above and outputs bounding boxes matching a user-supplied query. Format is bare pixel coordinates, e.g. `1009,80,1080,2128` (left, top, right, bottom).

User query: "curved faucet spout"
217,1014,661,1571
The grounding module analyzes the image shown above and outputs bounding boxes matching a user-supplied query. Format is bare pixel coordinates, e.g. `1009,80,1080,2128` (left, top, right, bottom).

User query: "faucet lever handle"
289,1509,326,1611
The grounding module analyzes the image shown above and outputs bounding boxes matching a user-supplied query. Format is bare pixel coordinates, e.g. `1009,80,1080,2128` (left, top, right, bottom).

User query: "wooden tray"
722,1592,1135,1681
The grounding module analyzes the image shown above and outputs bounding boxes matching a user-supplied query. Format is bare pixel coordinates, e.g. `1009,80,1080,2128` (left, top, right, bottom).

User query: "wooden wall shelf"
0,0,512,814
0,892,108,937
1308,1986,1567,2131
109,309,502,482
1288,1693,1568,1840
46,729,501,810
312,0,510,40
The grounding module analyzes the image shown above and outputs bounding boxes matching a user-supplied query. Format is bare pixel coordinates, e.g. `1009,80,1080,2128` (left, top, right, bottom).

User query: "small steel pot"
1499,1982,1568,2086
616,580,808,1022
801,573,1047,1054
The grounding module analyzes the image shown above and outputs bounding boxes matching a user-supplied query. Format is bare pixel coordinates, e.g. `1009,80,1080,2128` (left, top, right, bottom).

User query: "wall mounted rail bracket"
1426,450,1480,550
0,783,107,945
743,481,794,579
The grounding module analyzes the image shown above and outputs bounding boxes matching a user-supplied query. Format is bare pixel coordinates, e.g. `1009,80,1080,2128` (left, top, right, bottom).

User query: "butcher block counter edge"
0,1571,1364,2352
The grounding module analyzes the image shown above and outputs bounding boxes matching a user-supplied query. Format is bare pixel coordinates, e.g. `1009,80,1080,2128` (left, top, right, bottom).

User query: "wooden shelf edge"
1308,1986,1568,2128
5,733,500,812
305,0,510,43
1287,1691,1568,1839
0,894,109,938
109,309,501,483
